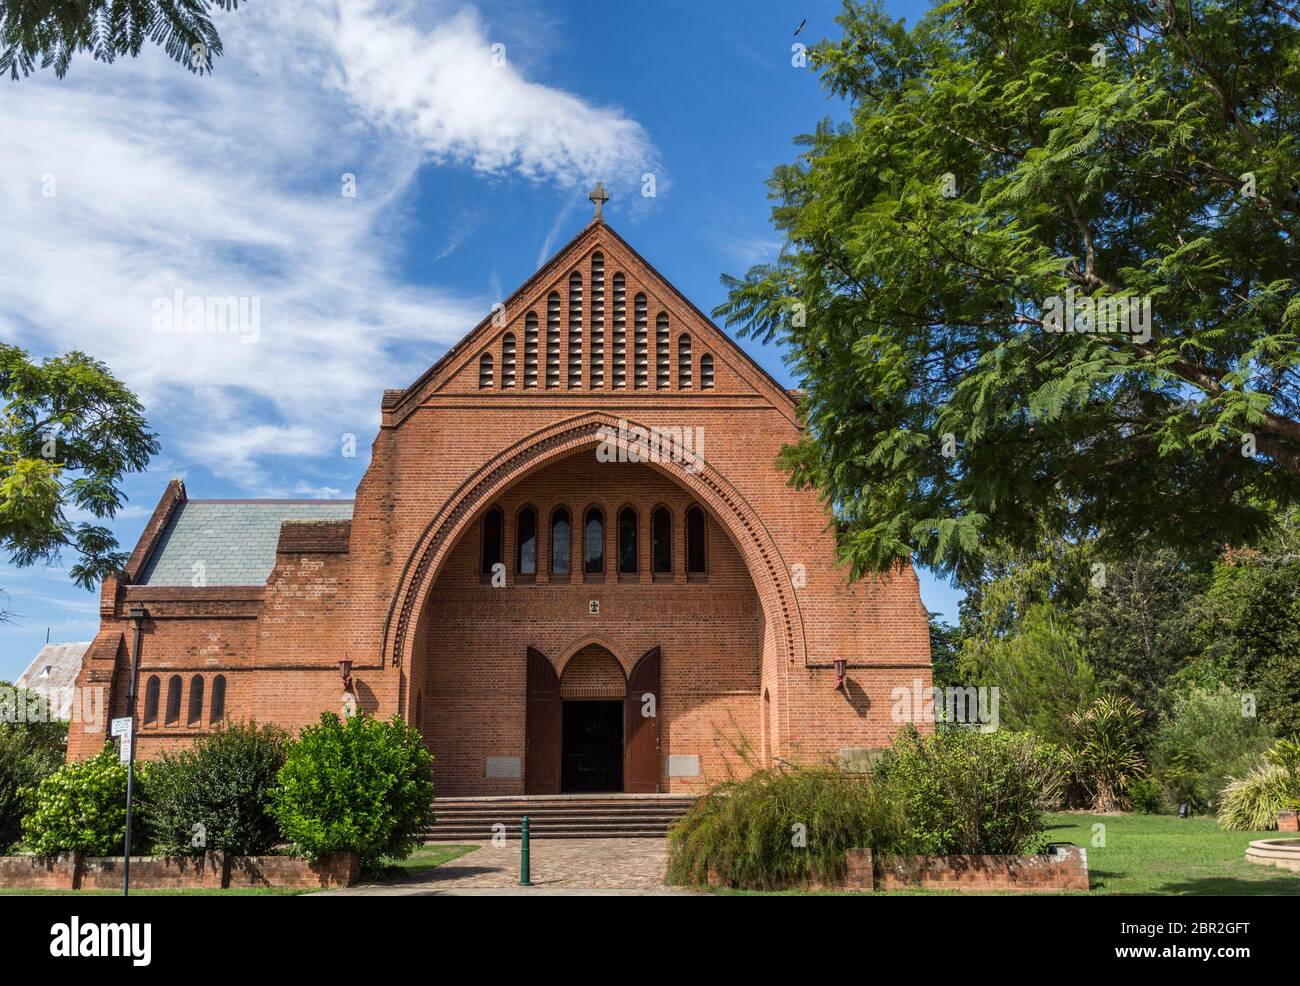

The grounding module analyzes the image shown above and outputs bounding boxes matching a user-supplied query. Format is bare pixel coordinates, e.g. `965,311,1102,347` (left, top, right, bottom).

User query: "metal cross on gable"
588,181,609,219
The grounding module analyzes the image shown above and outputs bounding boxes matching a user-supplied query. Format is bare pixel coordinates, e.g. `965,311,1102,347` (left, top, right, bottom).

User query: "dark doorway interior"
561,700,623,792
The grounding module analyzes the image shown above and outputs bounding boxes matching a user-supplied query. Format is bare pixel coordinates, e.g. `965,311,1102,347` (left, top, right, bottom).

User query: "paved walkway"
316,838,703,896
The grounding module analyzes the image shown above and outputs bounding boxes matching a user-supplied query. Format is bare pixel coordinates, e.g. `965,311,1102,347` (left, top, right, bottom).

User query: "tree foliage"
716,0,1300,583
0,345,158,592
0,681,67,852
0,0,239,79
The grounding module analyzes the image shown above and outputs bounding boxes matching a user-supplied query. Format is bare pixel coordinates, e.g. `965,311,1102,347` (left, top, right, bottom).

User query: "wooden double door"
524,646,660,794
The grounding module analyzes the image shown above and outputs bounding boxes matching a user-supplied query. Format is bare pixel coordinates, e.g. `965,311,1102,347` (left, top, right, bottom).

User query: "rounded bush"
269,712,434,867
22,744,147,857
145,722,288,856
877,726,1064,855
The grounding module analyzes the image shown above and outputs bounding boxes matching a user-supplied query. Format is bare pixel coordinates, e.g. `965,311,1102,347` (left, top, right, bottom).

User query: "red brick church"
69,204,932,795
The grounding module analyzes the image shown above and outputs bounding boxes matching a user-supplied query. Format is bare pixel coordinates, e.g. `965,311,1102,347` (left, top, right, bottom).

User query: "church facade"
69,214,932,795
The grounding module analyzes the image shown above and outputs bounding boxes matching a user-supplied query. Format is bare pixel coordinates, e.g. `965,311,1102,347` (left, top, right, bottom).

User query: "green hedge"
22,744,148,857
145,722,288,856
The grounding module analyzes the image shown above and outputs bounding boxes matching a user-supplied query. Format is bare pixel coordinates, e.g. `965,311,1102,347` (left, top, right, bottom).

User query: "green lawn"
715,813,1300,895
366,843,478,879
1045,812,1299,895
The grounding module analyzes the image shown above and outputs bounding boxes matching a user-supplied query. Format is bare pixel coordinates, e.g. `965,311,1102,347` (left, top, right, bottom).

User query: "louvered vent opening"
612,273,627,388
524,312,539,387
700,353,715,389
546,292,561,388
678,334,692,388
567,271,583,388
634,293,648,388
590,253,605,387
656,313,670,388
502,333,516,387
478,352,493,389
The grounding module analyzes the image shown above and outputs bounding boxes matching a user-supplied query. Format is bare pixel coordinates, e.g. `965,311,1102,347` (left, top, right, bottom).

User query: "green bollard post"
520,815,532,886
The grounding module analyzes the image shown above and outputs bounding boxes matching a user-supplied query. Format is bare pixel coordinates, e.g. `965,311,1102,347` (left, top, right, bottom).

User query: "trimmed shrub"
666,762,905,889
1066,696,1146,812
0,682,68,852
1219,740,1300,831
1150,685,1275,812
269,713,434,867
877,726,1064,855
22,744,148,857
145,722,288,856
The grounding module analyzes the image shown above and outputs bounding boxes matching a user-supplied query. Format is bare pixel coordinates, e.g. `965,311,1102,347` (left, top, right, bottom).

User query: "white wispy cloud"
0,1,659,494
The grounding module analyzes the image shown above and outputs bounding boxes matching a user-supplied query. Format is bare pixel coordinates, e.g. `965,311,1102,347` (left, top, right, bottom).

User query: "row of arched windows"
481,504,708,579
142,673,226,727
478,253,716,391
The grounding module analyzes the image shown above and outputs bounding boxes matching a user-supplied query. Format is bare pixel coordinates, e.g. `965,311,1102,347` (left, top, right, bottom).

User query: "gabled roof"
138,500,355,586
389,216,798,419
14,641,91,693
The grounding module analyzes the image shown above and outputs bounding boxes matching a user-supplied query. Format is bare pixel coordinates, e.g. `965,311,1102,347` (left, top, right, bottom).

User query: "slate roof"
14,641,92,692
137,500,355,586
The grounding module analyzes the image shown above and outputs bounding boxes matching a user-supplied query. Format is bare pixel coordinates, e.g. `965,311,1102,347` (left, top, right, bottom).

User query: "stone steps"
424,795,697,841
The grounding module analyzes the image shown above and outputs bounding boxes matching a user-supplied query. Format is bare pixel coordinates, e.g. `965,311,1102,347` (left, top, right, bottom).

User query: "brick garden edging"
0,851,359,890
706,845,1090,893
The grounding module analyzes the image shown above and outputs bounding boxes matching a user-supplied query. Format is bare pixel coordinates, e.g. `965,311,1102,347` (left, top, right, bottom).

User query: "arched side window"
590,253,605,387
524,311,539,387
143,675,160,724
678,334,693,388
478,352,493,389
188,674,205,725
210,675,226,723
633,293,648,388
618,507,638,575
656,313,670,388
550,507,571,576
481,506,504,576
567,271,583,387
686,505,707,574
584,507,605,575
700,353,715,389
516,506,538,576
652,506,672,575
546,292,561,388
165,674,183,725
501,333,516,387
612,273,627,388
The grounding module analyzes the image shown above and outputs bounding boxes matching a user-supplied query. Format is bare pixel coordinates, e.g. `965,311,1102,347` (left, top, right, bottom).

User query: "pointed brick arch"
381,411,806,670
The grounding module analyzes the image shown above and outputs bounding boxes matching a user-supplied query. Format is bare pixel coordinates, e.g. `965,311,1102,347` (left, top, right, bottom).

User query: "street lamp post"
122,606,149,897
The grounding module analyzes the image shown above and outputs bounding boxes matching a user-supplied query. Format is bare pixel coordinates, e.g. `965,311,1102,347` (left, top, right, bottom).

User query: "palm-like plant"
1067,697,1147,812
0,0,238,80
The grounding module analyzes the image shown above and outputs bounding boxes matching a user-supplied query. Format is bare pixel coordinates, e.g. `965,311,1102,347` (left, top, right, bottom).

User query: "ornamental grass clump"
1218,740,1300,831
666,762,905,890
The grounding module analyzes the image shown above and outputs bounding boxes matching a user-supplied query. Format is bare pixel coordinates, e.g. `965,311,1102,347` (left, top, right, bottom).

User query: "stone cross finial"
588,181,609,219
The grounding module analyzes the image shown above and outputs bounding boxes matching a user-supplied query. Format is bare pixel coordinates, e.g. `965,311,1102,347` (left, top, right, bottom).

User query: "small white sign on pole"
118,734,132,764
111,716,133,738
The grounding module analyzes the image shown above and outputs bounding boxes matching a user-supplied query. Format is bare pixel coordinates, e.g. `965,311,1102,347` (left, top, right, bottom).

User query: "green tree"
958,602,1098,746
1192,514,1300,736
0,0,238,80
716,0,1300,585
0,681,67,852
1,346,158,605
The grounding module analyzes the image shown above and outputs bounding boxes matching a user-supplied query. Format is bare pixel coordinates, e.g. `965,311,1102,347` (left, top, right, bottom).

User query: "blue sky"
0,0,955,680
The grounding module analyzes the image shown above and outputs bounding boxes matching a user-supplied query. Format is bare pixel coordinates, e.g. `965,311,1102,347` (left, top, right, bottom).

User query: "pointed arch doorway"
525,644,660,794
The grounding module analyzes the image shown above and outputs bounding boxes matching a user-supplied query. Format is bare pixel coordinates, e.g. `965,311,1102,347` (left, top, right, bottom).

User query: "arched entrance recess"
382,412,807,673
